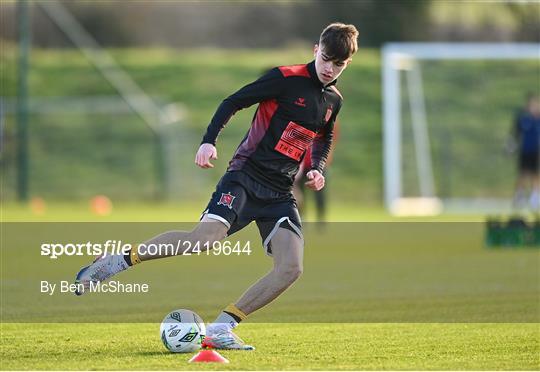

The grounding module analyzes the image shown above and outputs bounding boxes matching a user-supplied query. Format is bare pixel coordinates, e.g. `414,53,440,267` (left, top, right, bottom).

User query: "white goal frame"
382,42,540,215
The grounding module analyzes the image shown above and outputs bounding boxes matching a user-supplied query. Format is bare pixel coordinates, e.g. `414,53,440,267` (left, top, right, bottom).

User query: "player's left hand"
305,170,325,191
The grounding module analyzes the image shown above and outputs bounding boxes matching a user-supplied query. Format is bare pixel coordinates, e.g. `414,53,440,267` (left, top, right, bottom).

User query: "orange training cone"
189,349,229,363
90,195,113,216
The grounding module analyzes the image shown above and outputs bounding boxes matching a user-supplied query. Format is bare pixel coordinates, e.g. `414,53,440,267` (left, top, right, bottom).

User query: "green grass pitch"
1,203,539,370
1,323,538,370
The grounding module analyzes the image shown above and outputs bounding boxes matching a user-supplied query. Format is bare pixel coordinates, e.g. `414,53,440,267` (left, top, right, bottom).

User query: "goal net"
382,43,540,215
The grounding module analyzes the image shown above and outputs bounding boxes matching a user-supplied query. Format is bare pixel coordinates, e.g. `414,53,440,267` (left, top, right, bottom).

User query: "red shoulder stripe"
278,64,310,78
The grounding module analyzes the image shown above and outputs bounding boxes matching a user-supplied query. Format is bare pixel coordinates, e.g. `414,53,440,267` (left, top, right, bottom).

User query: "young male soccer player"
75,22,359,350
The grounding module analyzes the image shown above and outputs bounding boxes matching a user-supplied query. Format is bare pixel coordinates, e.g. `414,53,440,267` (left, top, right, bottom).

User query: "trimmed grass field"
1,323,539,370
0,201,485,223
1,204,538,370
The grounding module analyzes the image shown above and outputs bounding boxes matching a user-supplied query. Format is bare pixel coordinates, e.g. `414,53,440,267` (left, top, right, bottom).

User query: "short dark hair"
319,23,359,61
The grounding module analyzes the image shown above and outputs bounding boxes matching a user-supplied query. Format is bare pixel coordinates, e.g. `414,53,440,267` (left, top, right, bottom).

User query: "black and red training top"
201,60,343,193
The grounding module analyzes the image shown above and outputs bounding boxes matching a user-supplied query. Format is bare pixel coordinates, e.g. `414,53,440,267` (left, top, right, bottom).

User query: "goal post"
382,42,540,216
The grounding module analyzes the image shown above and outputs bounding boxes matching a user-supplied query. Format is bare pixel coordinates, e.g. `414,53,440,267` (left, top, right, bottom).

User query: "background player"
508,93,540,210
293,120,339,225
74,22,359,350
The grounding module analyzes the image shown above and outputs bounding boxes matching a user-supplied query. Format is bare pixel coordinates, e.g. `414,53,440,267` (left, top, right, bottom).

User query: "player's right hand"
195,143,218,169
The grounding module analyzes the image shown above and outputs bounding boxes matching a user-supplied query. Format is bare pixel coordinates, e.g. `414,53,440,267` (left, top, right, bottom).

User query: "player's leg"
513,154,529,209
204,191,303,344
527,153,540,210
203,225,303,350
74,172,246,295
138,216,228,261
74,217,229,295
236,226,303,314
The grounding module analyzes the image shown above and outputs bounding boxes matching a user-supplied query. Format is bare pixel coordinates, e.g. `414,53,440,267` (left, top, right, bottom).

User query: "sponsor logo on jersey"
217,192,236,209
274,121,316,161
294,97,307,107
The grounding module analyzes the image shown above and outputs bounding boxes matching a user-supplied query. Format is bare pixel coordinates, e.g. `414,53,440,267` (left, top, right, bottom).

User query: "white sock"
207,312,238,335
107,254,129,274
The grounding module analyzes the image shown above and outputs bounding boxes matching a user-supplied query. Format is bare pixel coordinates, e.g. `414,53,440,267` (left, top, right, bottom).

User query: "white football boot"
74,254,129,295
202,329,255,350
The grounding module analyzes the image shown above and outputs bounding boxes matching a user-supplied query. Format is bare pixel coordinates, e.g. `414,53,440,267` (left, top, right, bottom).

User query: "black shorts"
519,152,539,173
201,171,302,256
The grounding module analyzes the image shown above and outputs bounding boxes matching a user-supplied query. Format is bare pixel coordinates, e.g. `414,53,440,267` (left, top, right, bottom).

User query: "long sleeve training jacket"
201,60,343,193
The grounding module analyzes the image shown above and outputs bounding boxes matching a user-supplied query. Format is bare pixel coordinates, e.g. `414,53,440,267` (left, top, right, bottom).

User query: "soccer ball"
160,309,206,353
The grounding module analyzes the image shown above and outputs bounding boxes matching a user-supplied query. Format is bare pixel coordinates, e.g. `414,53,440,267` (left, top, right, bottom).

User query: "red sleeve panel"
228,99,279,171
